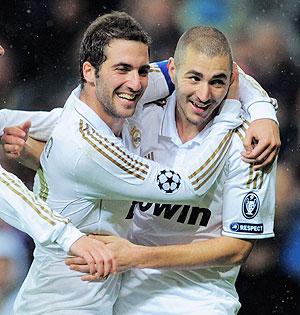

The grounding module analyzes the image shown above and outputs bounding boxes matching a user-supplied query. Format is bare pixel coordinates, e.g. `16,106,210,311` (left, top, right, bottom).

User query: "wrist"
131,244,153,269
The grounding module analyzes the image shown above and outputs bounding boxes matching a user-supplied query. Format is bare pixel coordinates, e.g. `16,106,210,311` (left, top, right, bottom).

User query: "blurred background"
0,0,299,314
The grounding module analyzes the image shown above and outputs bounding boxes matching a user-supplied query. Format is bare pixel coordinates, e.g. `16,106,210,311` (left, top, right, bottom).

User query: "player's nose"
127,70,142,92
195,83,210,103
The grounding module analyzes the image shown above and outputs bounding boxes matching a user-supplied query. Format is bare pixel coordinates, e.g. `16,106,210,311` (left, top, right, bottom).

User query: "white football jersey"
0,62,277,314
114,92,276,315
13,85,242,314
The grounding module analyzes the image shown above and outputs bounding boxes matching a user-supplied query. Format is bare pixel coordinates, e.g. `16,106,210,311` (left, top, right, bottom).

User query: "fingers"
242,139,279,162
2,134,26,147
68,263,90,273
81,274,108,282
1,125,29,159
3,125,28,140
252,150,278,171
243,132,255,154
65,256,87,265
67,255,113,280
242,146,279,170
66,255,102,275
91,244,113,278
241,141,269,160
20,120,31,134
68,236,116,278
84,252,97,275
243,119,281,169
2,143,25,159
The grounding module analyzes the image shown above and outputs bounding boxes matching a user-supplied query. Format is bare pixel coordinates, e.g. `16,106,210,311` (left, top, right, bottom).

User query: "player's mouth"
117,92,139,102
189,99,211,110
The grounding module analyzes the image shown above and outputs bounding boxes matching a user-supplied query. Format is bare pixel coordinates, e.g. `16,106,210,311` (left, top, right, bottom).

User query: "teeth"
190,100,209,108
191,100,201,108
118,93,136,100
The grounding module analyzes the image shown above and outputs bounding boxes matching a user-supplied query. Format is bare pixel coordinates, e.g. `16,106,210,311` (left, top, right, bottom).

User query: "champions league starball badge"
242,192,260,219
156,169,181,194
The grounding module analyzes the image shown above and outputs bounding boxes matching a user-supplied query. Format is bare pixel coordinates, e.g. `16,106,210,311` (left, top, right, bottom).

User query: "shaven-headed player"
1,13,278,315
69,27,276,315
0,46,116,281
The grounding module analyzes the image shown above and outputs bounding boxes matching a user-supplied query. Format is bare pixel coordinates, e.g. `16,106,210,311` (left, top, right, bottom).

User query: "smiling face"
95,39,150,119
81,39,150,133
169,46,232,134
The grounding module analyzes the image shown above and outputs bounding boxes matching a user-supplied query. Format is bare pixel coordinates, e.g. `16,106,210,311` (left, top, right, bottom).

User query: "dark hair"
79,11,151,85
174,26,233,73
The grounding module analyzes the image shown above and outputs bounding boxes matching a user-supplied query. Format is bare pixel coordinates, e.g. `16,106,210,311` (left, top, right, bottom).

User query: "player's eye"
139,67,150,77
189,76,200,82
116,66,130,73
211,79,226,87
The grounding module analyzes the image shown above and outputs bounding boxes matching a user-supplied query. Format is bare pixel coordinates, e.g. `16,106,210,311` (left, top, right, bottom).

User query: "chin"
119,109,136,119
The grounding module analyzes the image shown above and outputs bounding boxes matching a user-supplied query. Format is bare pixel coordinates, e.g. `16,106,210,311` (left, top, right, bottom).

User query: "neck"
79,85,124,137
175,106,204,143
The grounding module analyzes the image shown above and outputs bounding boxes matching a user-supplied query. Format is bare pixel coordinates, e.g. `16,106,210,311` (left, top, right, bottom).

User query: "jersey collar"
159,92,212,147
70,85,116,137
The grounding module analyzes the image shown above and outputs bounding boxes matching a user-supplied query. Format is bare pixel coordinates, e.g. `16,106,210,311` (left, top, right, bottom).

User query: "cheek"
177,85,193,98
141,77,148,90
214,89,227,102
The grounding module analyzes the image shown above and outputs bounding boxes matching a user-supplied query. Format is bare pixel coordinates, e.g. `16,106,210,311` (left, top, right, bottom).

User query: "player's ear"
82,61,96,86
167,57,176,84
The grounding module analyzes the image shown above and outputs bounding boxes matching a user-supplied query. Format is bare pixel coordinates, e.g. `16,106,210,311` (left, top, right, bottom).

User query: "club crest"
130,126,141,148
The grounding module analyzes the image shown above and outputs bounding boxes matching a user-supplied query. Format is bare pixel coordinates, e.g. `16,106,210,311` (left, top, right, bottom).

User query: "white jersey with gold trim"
114,92,276,315
0,61,277,314
13,85,242,314
0,165,84,251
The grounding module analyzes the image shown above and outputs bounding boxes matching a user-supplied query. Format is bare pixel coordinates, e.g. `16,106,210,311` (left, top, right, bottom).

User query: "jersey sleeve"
0,166,84,251
221,123,276,239
238,67,278,123
74,100,243,203
0,108,62,141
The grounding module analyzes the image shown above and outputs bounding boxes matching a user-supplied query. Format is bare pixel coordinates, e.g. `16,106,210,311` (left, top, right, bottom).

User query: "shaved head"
174,26,233,73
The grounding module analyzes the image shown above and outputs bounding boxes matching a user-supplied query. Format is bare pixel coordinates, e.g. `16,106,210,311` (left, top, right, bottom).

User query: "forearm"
17,137,45,171
131,236,254,270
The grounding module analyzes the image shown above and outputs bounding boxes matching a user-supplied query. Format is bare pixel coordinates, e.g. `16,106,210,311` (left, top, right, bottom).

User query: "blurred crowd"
0,0,299,314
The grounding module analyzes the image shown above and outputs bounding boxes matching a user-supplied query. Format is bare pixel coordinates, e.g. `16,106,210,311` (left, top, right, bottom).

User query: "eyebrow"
113,63,150,70
113,63,133,68
186,70,228,80
212,73,228,80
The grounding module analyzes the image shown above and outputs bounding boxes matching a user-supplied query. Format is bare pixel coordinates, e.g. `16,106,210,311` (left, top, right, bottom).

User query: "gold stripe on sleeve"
37,168,49,201
235,129,244,142
0,171,67,225
189,130,233,180
79,120,150,181
246,166,264,190
190,131,234,191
